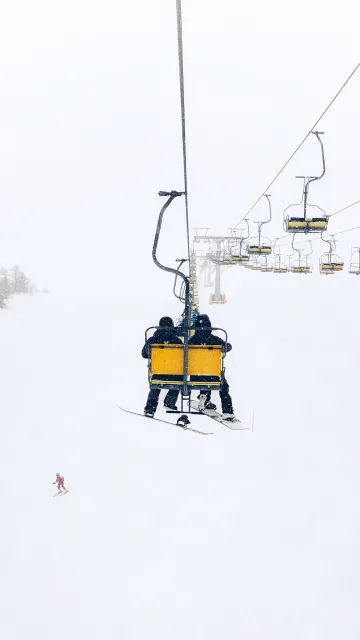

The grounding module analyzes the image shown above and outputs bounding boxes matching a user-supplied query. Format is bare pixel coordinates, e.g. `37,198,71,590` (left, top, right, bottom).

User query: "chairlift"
349,247,360,275
289,236,313,274
247,195,273,255
284,132,329,233
146,191,230,414
319,234,344,275
210,242,226,265
272,238,289,273
250,257,262,271
230,220,250,264
260,256,273,272
193,228,211,243
211,247,233,266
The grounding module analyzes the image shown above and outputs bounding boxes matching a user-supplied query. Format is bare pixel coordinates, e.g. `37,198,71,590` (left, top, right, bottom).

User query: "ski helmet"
56,473,60,477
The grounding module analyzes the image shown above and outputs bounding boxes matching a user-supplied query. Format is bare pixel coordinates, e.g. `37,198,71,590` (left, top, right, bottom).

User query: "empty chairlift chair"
272,238,289,273
319,234,344,275
247,195,273,256
229,221,250,265
284,131,329,234
260,256,273,272
349,247,360,275
289,237,313,274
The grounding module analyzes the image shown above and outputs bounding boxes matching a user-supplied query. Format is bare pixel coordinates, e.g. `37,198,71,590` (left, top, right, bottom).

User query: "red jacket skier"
53,473,67,492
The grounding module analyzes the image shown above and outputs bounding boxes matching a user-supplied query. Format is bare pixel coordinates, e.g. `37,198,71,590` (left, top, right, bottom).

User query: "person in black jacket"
188,314,235,420
142,316,182,417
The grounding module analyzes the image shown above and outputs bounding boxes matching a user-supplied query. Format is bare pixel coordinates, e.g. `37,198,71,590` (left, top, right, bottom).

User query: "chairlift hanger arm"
304,131,326,217
153,191,188,287
244,219,250,240
321,231,333,256
283,178,306,219
273,237,280,256
292,234,302,263
256,194,272,238
173,259,188,302
234,220,250,250
305,240,313,258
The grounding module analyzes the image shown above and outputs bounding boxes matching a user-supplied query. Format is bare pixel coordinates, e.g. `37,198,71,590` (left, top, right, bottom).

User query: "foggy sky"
0,0,359,292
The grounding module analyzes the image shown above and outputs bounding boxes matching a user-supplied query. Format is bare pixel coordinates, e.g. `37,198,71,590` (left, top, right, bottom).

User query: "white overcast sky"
0,0,359,292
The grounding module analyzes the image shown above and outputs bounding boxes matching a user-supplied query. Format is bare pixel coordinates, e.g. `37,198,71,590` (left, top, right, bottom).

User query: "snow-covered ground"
1,275,360,639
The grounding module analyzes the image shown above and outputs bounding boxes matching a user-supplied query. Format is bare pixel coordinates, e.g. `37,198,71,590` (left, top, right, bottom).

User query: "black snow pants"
201,378,234,415
144,389,179,414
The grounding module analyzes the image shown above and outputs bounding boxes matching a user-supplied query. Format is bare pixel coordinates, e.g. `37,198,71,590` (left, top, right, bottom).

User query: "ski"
118,406,213,436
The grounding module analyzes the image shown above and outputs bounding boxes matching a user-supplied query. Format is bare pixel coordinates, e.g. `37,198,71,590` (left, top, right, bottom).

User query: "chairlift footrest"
165,410,203,415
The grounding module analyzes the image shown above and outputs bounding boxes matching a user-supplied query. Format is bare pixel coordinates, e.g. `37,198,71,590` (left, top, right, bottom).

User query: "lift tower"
194,230,234,304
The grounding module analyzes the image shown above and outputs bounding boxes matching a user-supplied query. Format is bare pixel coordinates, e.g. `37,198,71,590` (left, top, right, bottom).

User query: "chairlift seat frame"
247,245,272,255
291,266,311,274
145,326,228,393
285,216,328,233
320,263,344,272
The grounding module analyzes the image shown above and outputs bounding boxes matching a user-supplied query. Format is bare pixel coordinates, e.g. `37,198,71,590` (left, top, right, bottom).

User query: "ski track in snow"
1,280,360,639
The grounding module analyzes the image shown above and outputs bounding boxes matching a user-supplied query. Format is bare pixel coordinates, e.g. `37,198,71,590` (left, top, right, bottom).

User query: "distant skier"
53,473,67,494
142,316,182,416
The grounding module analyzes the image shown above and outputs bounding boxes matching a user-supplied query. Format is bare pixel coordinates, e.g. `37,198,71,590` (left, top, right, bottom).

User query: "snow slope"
1,279,360,639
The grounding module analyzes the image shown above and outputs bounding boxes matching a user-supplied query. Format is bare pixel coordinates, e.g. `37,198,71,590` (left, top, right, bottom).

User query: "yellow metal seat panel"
288,220,307,228
150,344,222,378
307,221,327,229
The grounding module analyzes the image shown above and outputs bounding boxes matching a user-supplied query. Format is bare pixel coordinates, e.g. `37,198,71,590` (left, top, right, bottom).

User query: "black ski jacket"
142,316,183,359
188,315,232,352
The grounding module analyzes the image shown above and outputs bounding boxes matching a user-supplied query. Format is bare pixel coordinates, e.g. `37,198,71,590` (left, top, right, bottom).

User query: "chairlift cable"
176,0,191,262
328,198,360,217
234,60,360,228
278,223,360,247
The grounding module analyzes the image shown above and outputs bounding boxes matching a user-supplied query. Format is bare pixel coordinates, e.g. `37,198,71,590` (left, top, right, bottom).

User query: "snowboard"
189,400,252,431
118,406,213,436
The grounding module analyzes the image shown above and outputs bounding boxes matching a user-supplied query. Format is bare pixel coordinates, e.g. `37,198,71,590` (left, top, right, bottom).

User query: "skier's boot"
197,394,208,411
205,402,217,411
223,413,236,422
144,409,155,418
164,402,178,411
197,393,217,411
